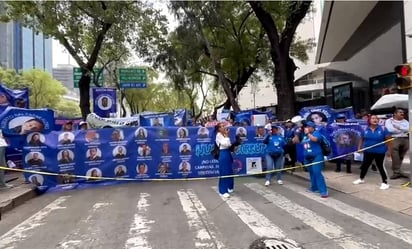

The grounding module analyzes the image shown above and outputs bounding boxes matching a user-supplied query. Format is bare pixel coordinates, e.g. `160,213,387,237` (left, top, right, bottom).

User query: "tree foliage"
157,1,313,115
2,0,168,118
249,1,313,120
55,99,82,118
0,67,67,109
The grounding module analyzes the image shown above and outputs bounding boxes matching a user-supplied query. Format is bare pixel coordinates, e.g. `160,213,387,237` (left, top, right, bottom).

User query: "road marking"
212,187,301,248
0,196,70,248
284,183,412,245
177,189,225,249
245,183,379,249
56,202,112,249
125,193,155,249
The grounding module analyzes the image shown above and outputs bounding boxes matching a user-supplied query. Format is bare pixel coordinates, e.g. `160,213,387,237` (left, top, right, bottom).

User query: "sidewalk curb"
0,186,38,218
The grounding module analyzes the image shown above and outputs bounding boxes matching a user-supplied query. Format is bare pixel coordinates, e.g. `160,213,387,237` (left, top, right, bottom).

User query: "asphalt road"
1,176,412,249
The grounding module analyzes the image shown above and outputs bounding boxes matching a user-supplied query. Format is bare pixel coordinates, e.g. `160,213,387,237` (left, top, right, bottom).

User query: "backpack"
320,135,332,156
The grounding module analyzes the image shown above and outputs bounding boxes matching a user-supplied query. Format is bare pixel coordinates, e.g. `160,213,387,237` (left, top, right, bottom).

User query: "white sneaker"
265,180,270,186
353,179,365,185
221,193,230,198
228,189,234,193
380,183,389,190
277,180,283,185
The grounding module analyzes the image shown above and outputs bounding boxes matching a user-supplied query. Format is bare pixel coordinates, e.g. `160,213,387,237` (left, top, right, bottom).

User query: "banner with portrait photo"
0,83,29,114
139,112,175,127
93,88,117,118
299,105,335,124
326,123,363,159
0,107,55,148
21,126,271,192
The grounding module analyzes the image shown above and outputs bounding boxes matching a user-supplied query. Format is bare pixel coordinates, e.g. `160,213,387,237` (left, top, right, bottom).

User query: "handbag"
211,142,220,159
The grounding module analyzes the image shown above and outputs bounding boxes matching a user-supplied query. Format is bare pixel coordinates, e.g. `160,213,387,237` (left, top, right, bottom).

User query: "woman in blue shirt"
353,114,392,190
301,121,328,198
263,125,285,186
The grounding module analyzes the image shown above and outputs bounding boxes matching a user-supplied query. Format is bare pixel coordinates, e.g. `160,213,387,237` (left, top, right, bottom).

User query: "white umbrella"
371,94,408,110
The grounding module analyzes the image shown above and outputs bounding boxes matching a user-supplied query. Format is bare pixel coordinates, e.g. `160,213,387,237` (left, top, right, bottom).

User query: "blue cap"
336,114,346,119
304,121,316,128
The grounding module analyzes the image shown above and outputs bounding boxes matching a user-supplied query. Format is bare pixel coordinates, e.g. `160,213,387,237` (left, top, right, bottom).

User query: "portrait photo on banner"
157,162,170,174
179,143,192,155
113,145,127,158
161,142,171,156
29,174,44,186
136,163,148,176
197,127,209,138
111,129,124,141
236,127,247,137
179,161,191,173
58,149,74,164
137,143,151,157
97,95,113,111
8,116,45,135
177,127,189,138
25,151,45,166
85,130,100,143
135,127,148,140
87,168,102,179
151,117,164,127
59,132,75,145
86,147,102,161
114,165,127,177
27,132,45,146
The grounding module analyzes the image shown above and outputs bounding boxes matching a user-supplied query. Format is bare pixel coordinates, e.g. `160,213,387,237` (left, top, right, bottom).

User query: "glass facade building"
0,3,52,73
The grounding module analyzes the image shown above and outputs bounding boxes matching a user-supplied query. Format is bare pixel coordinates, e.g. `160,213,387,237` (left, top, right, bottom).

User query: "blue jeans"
218,149,234,194
265,153,283,181
305,154,328,196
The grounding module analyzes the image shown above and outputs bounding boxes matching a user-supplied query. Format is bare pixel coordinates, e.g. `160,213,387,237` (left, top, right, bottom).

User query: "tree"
2,1,167,119
55,99,82,118
0,67,67,109
159,1,269,113
249,1,313,120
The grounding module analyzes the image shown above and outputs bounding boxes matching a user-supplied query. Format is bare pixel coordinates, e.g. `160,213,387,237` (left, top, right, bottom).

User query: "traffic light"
394,63,412,89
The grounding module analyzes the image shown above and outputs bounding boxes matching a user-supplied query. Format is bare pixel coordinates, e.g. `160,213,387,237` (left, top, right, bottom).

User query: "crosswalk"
1,180,412,249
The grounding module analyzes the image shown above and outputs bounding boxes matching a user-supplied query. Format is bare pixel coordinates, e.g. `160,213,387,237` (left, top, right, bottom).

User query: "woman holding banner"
215,123,241,198
353,114,392,190
301,121,328,198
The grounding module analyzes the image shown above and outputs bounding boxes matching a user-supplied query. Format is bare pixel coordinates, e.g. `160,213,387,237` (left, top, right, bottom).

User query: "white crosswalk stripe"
177,189,225,249
125,192,155,249
212,186,302,249
284,182,412,246
0,196,70,249
245,183,379,249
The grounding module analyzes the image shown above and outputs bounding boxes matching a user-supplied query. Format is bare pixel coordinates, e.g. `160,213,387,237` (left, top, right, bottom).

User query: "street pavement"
1,175,412,249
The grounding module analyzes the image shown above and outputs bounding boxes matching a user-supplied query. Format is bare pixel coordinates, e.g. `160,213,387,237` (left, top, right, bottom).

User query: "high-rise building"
0,2,53,73
52,64,80,102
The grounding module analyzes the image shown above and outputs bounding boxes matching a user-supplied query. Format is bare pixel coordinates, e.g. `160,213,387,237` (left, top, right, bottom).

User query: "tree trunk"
79,74,91,119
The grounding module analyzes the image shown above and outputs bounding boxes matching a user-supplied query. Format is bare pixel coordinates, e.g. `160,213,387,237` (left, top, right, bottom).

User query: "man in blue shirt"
301,121,328,198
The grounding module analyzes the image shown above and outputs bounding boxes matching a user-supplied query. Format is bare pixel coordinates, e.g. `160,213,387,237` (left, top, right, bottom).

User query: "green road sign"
119,68,147,88
73,67,104,88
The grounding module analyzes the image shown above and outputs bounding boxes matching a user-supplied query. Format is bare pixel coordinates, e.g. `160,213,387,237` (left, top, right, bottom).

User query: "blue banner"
22,126,268,192
139,112,175,127
326,123,363,159
299,105,335,124
0,83,29,114
93,88,117,118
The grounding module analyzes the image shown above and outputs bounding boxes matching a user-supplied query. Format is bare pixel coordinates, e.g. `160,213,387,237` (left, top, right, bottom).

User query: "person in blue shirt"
263,125,286,186
284,120,297,168
353,114,392,190
301,121,328,198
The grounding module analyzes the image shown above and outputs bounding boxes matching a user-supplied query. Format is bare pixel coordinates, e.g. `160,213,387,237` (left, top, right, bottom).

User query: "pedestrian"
263,125,286,186
0,129,12,189
384,108,409,179
301,121,328,198
214,122,241,198
353,114,391,190
284,119,297,168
